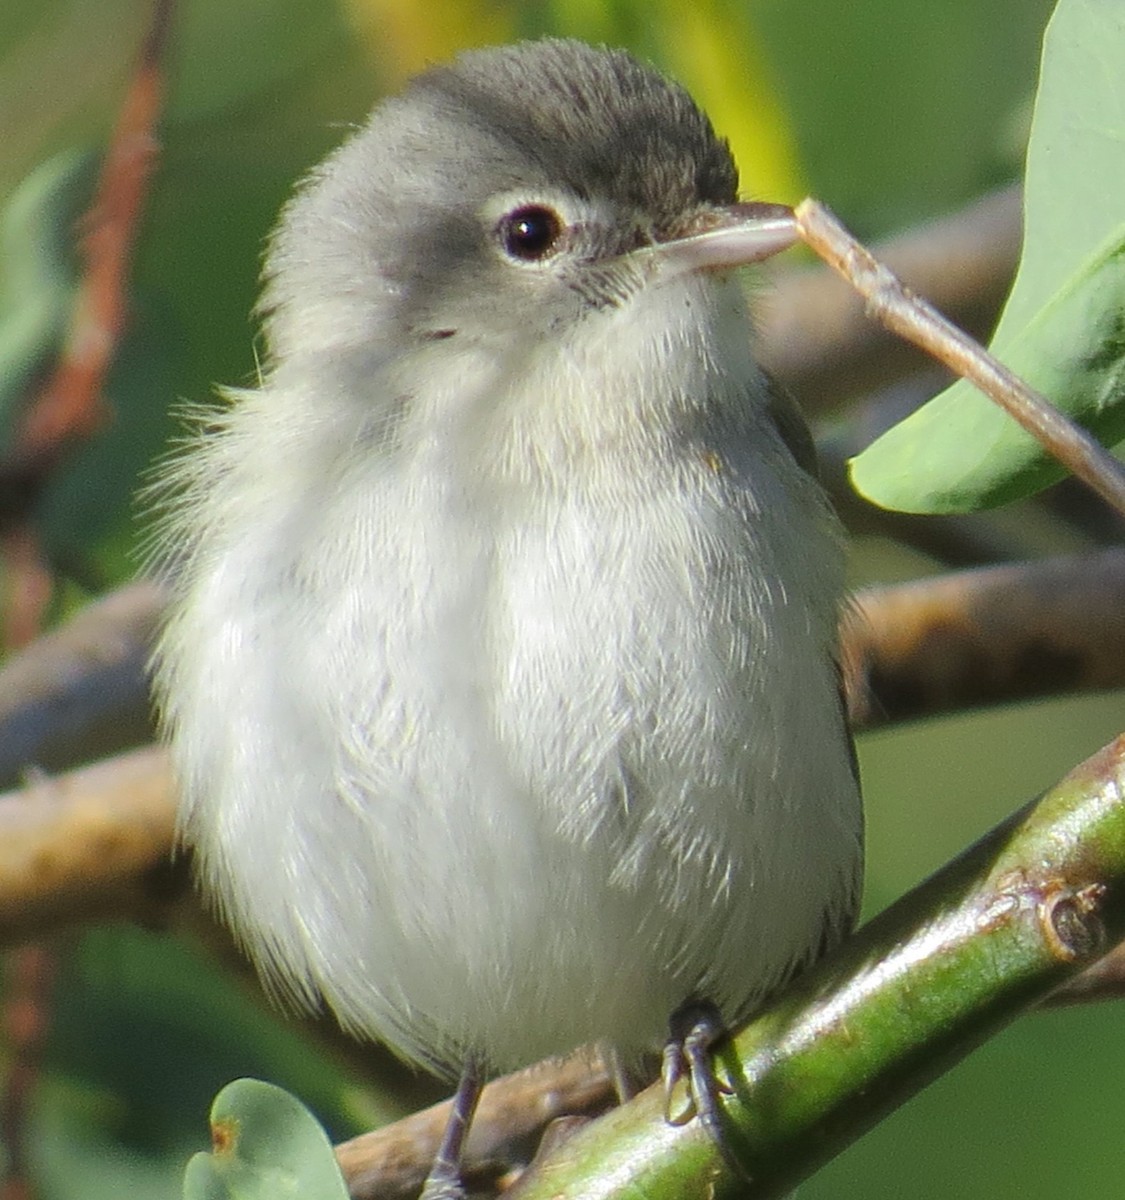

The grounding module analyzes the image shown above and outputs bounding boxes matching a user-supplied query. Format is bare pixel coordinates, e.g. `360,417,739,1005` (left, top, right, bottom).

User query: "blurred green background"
3,0,1124,1196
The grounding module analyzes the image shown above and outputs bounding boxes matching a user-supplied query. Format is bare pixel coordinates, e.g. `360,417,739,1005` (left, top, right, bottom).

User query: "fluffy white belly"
165,430,861,1076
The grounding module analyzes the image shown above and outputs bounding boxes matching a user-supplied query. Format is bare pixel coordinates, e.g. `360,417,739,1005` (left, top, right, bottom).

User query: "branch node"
1041,884,1107,963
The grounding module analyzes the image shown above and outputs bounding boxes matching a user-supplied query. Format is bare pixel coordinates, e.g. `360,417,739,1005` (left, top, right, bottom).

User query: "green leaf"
849,0,1125,513
183,1079,350,1200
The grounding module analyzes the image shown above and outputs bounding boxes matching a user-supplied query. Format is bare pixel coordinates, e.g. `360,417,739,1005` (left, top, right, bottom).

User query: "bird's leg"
662,999,732,1132
601,1042,642,1104
419,1057,483,1200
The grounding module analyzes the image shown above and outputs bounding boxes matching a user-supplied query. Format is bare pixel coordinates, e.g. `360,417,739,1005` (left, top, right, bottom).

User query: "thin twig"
1,0,173,483
759,185,1021,412
794,198,1125,519
0,946,56,1200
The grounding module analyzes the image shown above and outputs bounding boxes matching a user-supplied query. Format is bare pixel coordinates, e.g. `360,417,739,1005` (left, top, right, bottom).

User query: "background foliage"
3,1,1123,1197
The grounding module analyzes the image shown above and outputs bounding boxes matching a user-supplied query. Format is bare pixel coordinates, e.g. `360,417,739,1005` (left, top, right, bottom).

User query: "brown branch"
9,535,1117,795
0,579,163,789
845,547,1125,729
0,744,180,945
336,1055,614,1200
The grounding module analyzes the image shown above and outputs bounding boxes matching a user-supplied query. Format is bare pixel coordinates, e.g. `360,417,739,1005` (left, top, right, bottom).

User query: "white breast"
155,280,862,1077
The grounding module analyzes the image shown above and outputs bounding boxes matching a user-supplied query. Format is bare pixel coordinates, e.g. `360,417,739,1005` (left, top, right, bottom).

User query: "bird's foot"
419,1164,468,1200
662,998,748,1185
662,1000,753,1183
661,999,733,1133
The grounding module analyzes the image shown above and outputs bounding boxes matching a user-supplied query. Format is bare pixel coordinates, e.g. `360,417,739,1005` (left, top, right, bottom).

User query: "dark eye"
498,205,564,261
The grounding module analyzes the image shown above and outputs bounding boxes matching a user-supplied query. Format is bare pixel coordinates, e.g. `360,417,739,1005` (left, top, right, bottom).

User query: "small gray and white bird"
151,38,862,1194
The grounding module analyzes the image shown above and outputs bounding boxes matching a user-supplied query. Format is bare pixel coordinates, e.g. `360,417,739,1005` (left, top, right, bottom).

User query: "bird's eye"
497,205,565,262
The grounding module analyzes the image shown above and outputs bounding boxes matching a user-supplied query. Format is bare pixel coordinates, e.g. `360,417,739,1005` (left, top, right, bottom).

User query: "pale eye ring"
497,205,565,262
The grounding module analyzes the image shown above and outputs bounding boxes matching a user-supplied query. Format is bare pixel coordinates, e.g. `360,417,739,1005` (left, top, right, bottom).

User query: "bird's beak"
644,202,797,278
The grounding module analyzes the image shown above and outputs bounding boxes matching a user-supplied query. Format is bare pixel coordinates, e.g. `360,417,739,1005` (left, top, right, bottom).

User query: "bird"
149,37,863,1197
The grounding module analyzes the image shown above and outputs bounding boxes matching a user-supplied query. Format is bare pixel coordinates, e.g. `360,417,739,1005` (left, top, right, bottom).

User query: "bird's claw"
661,1001,734,1132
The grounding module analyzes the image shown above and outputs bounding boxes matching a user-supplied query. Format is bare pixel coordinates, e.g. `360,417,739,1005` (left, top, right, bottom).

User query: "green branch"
512,733,1125,1200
